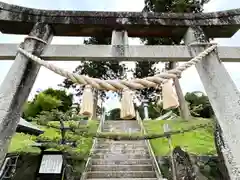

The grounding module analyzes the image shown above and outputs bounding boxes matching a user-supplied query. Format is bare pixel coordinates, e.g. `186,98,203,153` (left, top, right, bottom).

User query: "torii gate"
0,1,240,178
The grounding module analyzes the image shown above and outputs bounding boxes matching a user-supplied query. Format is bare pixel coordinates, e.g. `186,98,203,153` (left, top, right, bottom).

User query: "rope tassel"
79,85,94,118
162,80,179,110
120,88,136,120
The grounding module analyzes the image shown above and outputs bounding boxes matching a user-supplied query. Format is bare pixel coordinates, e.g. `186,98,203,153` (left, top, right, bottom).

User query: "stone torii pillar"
184,26,240,179
0,23,53,166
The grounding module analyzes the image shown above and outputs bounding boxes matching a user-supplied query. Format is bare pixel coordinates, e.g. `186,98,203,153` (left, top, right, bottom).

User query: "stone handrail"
136,110,164,180
0,157,10,179
0,155,18,180
0,1,240,38
80,111,105,180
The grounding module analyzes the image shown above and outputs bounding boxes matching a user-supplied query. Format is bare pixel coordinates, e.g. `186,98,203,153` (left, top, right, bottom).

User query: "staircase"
82,120,163,180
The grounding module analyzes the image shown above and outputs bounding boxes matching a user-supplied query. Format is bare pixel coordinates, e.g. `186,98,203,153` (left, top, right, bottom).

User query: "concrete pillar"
170,62,191,120
142,99,149,120
184,26,240,179
0,23,53,166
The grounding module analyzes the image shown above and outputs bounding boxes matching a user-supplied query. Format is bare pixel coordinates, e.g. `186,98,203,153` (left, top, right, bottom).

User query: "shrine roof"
16,118,44,136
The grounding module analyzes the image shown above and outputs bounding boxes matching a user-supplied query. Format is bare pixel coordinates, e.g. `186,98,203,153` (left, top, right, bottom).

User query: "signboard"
39,154,63,174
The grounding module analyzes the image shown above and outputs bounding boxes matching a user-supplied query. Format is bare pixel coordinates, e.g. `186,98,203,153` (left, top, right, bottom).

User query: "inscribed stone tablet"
39,154,63,174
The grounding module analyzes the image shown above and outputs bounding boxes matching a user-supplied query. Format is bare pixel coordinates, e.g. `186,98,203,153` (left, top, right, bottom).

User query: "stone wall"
7,152,229,180
157,154,229,180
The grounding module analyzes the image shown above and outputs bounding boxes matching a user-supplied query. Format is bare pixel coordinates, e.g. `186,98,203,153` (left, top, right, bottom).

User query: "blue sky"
0,0,240,111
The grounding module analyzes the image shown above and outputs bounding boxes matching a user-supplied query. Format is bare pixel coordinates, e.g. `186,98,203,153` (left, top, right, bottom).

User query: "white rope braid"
24,36,48,44
18,44,217,91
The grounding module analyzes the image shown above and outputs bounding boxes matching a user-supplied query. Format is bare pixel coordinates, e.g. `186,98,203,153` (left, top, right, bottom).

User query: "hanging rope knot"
79,85,94,118
162,79,179,110
121,88,136,120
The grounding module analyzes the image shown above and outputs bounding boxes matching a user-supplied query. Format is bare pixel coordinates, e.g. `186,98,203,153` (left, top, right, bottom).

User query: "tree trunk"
170,62,191,120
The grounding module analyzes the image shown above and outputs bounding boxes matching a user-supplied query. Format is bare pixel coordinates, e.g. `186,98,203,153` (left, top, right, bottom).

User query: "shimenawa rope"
18,43,217,91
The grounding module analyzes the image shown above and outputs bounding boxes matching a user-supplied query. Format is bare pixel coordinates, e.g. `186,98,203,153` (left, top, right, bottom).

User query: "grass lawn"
9,120,99,155
143,118,216,156
9,133,39,153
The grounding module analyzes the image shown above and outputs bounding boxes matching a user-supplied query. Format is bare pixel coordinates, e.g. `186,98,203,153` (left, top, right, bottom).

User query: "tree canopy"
22,88,73,120
185,91,213,118
106,108,121,120
138,91,213,119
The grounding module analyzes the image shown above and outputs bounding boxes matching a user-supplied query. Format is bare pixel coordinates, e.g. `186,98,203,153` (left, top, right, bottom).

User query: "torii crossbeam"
0,44,239,62
0,2,240,179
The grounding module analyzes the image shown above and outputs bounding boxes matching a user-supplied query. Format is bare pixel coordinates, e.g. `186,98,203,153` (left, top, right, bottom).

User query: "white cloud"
179,0,240,94
0,0,145,111
0,0,240,111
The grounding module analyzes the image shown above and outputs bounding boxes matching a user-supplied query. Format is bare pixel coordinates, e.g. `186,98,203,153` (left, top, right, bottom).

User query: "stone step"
102,131,141,133
87,178,158,180
103,127,141,130
103,127,140,129
103,124,139,126
103,129,141,132
93,149,150,155
92,153,151,159
103,124,138,126
104,124,139,126
103,123,140,128
103,123,139,126
95,146,148,151
96,143,148,149
104,120,138,124
91,159,153,165
103,124,140,127
90,164,154,171
96,140,146,145
87,171,156,178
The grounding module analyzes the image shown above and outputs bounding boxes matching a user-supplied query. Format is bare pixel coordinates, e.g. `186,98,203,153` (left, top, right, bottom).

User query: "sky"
0,0,240,111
